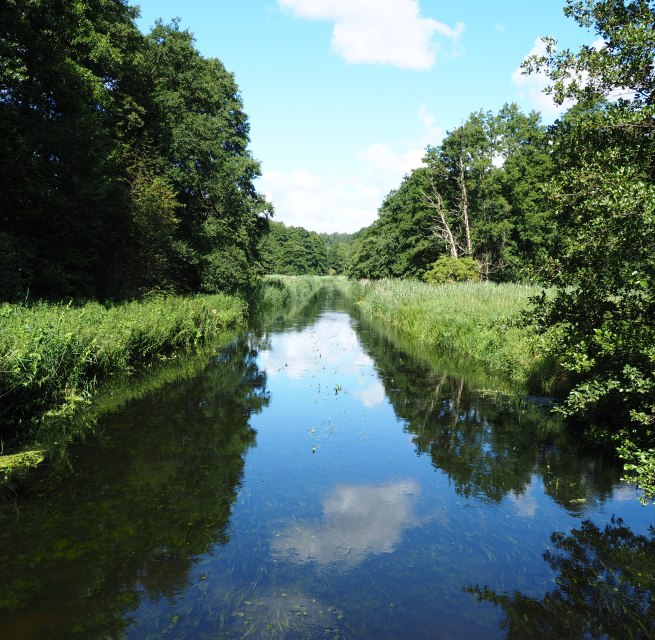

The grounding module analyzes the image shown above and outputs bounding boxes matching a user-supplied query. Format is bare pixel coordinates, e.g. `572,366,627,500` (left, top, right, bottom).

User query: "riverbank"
0,278,334,485
346,278,557,394
0,294,246,480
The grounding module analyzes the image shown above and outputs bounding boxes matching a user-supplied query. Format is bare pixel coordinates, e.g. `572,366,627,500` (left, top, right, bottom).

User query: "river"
0,288,653,639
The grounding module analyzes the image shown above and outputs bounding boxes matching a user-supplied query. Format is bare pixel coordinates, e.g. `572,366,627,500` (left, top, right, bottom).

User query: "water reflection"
1,288,651,640
353,310,620,510
272,480,420,567
0,336,268,640
260,310,374,381
469,518,655,639
354,381,386,408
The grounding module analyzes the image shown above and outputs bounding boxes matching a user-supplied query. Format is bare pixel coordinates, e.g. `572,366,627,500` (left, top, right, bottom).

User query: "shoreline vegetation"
0,274,642,498
0,277,334,486
0,294,246,483
346,279,558,394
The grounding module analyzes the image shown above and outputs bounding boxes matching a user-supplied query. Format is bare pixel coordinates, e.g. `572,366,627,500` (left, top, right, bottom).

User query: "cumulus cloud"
271,479,421,566
259,168,379,233
259,105,442,232
278,0,464,70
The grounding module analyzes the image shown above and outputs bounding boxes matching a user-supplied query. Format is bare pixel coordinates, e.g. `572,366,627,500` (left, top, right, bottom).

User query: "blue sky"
132,0,595,233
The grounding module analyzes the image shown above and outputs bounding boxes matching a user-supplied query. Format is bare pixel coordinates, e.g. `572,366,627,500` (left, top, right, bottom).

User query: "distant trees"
257,224,356,276
0,2,270,300
258,221,329,275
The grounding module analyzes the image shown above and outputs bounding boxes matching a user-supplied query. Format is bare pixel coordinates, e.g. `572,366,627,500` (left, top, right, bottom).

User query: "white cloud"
508,481,538,518
271,480,420,566
259,168,380,233
259,105,443,233
279,0,464,70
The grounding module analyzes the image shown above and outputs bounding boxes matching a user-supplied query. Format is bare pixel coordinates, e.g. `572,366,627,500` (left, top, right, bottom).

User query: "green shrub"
423,257,480,285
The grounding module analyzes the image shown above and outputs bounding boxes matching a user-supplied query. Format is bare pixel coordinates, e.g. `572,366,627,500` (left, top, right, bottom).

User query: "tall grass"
348,279,553,391
252,274,338,311
0,294,246,458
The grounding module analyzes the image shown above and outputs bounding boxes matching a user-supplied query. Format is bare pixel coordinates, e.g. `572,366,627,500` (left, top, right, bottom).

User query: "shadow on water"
0,335,268,640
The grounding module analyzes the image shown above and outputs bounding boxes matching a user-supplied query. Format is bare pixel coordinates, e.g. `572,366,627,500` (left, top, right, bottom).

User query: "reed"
0,294,246,451
252,274,336,310
347,279,553,391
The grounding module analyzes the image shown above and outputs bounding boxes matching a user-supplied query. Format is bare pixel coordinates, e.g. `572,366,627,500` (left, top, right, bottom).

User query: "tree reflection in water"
0,335,268,640
353,309,619,509
469,517,655,639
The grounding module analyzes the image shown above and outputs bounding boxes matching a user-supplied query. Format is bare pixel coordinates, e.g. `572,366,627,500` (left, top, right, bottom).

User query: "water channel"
1,289,653,639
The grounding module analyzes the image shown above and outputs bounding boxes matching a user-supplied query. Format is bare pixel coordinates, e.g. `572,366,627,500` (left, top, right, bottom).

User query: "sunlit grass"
347,279,551,390
0,294,246,454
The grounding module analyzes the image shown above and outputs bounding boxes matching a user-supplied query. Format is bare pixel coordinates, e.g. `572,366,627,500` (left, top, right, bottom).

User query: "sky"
131,0,596,234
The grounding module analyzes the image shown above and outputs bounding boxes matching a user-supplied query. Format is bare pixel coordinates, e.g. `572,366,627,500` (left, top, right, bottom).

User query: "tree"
347,168,438,280
525,0,655,498
143,21,271,293
258,221,329,275
0,7,269,299
348,105,553,282
423,107,554,280
320,232,355,274
0,0,145,298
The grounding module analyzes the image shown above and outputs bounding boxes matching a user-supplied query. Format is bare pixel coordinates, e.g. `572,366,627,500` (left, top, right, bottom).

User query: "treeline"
347,103,553,283
258,221,353,275
0,0,270,300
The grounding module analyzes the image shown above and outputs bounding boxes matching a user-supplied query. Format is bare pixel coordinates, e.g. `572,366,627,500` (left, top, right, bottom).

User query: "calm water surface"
1,290,653,639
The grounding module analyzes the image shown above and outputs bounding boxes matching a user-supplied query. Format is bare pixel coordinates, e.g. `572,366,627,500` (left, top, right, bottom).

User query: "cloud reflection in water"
272,480,420,567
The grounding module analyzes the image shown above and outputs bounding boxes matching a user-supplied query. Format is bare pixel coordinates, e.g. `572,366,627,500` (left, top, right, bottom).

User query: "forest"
1,1,654,495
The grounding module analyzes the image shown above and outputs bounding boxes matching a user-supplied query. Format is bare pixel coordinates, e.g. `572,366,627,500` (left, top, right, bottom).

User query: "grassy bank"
347,279,555,392
0,294,246,479
252,274,337,312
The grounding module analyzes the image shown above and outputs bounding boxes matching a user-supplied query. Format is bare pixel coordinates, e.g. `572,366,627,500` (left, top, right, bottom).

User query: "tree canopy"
0,1,270,299
258,221,329,276
347,104,554,282
524,0,655,498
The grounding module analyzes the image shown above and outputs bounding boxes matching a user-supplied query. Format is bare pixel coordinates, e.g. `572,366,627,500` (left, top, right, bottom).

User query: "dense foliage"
258,221,329,275
257,224,355,276
0,1,269,300
347,104,554,282
524,0,655,498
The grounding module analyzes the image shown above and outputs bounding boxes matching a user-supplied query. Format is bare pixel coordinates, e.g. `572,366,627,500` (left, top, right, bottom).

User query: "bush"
423,257,479,285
